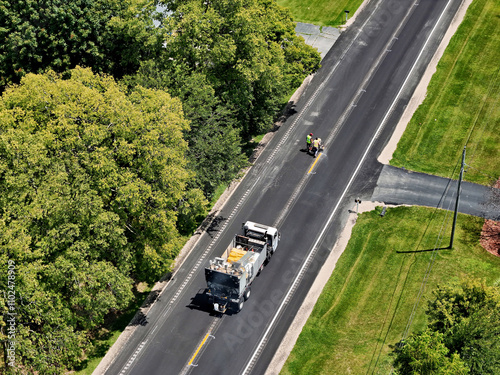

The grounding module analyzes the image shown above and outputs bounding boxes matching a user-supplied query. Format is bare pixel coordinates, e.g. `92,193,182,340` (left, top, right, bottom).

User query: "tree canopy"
0,0,162,89
393,329,468,375
160,0,321,137
0,0,322,371
0,67,205,372
125,0,321,197
393,279,500,375
1,0,321,199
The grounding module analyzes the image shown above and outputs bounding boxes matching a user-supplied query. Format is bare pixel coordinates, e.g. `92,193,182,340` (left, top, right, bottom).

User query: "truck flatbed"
205,221,280,313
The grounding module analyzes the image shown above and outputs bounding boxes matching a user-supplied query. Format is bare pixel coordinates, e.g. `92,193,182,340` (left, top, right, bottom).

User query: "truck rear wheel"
244,288,251,301
236,298,244,312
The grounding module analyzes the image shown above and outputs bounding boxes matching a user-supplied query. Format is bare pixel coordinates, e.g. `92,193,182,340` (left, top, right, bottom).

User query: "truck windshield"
245,230,265,240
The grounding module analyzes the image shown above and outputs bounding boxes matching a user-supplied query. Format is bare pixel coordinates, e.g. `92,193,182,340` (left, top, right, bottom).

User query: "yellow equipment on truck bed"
205,221,280,313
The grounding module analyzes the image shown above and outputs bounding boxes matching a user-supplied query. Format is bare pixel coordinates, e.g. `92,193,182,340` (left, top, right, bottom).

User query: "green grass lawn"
281,0,500,373
391,0,500,185
276,0,364,27
281,207,500,374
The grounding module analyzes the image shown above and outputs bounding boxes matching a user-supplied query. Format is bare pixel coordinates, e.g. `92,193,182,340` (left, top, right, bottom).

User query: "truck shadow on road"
187,289,219,316
187,289,238,316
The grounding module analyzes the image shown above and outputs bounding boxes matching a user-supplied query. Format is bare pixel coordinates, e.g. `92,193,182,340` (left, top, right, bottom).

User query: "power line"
396,66,500,346
367,166,460,373
380,22,500,375
465,64,500,168
400,152,462,342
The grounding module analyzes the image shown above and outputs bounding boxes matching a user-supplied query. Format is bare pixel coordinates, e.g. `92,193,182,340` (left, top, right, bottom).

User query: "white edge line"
241,0,454,373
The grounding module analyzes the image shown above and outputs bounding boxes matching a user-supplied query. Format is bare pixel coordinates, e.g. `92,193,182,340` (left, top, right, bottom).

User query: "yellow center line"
188,332,210,366
307,153,322,174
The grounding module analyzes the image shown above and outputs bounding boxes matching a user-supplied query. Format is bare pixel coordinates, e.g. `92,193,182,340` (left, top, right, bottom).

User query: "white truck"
205,221,280,313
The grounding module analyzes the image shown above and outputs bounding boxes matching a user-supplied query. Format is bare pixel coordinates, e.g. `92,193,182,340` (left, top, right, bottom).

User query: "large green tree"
125,64,248,199
393,279,500,375
0,67,203,372
393,329,468,375
426,279,500,374
0,0,162,90
160,0,321,137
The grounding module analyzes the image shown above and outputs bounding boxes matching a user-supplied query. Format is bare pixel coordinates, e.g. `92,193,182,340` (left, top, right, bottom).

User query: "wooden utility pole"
449,147,466,249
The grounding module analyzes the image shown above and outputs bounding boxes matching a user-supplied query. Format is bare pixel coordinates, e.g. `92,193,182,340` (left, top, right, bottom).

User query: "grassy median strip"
391,0,500,185
281,206,500,374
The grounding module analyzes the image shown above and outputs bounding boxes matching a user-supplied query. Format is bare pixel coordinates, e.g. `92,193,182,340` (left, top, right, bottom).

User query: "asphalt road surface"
102,0,466,374
372,165,500,221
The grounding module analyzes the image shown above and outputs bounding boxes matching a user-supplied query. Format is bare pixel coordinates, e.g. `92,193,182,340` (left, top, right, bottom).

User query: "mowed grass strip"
281,206,500,375
280,1,499,374
391,0,500,185
276,0,364,27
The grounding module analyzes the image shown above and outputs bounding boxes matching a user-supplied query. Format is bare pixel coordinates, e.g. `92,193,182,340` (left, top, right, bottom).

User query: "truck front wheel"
244,288,251,301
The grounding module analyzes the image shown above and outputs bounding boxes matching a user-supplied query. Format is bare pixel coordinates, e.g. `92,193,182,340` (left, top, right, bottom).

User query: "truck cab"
242,221,280,253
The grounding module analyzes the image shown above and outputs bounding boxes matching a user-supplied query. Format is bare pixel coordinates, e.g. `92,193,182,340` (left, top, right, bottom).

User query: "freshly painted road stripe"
307,153,322,174
188,333,210,366
119,341,147,375
181,317,220,374
241,0,455,373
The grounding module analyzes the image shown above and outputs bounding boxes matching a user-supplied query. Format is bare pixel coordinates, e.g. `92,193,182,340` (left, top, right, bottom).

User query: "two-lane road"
102,0,466,374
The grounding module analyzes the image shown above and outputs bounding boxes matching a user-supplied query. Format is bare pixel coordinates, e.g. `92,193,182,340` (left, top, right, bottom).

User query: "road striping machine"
205,221,280,313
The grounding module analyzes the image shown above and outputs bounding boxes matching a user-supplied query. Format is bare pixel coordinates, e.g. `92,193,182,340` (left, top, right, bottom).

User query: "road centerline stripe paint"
307,153,322,174
241,0,455,373
181,317,221,374
188,333,210,366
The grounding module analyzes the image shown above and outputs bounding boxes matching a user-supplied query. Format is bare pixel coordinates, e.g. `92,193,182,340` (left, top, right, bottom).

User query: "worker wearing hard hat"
306,133,313,151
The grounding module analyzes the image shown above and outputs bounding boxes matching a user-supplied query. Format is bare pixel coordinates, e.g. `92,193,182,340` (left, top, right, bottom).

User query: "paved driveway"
295,22,340,59
371,165,500,221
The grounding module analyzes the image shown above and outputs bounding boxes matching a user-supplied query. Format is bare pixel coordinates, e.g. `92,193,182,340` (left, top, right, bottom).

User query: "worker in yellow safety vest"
306,133,313,151
312,137,322,158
